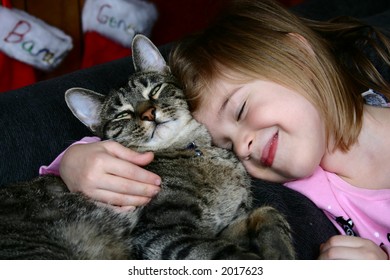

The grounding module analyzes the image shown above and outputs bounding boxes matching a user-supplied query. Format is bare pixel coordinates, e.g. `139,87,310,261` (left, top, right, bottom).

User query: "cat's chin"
151,121,170,139
141,118,196,150
148,122,184,147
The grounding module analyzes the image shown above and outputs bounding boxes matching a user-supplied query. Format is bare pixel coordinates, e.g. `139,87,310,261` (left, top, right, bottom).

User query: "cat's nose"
141,107,156,121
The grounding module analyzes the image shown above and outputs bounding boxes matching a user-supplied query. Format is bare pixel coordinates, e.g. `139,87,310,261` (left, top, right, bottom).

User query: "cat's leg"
131,229,262,260
219,206,295,259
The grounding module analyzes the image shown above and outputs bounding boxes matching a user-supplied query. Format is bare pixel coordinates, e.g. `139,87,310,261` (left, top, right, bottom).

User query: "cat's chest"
152,145,241,166
147,146,249,189
143,146,252,229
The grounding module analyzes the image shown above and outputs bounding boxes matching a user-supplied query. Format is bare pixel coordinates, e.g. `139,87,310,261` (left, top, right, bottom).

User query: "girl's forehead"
194,78,248,131
193,81,229,121
201,78,239,109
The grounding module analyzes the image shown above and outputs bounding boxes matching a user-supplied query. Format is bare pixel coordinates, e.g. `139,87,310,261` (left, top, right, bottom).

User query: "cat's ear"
132,34,170,74
65,88,105,132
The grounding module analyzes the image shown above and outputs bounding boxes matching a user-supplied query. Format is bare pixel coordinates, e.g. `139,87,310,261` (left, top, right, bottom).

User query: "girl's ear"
65,88,105,132
288,33,315,56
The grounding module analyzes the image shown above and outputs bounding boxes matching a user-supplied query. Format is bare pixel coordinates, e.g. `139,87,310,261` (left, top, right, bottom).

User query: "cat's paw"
248,206,295,260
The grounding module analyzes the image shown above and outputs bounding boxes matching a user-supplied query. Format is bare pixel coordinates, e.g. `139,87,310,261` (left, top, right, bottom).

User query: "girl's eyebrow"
218,86,243,116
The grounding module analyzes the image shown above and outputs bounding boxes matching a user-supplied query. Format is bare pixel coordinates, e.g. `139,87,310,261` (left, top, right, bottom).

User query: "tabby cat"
0,35,294,260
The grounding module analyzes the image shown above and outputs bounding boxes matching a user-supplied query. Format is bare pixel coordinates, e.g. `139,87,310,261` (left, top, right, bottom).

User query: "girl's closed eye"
236,101,247,121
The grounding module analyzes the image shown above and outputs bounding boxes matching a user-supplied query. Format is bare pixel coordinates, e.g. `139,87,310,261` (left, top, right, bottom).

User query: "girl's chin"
246,165,292,183
282,164,319,181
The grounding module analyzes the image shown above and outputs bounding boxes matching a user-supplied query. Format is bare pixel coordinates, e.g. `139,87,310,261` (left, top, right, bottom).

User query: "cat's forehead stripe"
119,104,134,112
112,91,125,107
138,77,149,88
141,84,154,100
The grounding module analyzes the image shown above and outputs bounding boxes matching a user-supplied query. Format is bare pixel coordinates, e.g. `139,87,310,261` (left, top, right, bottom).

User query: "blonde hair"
170,0,390,152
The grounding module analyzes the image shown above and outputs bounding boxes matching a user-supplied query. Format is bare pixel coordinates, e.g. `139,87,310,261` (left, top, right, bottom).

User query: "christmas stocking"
0,4,73,92
81,0,158,68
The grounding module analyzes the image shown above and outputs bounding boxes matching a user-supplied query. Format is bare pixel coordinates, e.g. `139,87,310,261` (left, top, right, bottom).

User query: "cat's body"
0,35,294,260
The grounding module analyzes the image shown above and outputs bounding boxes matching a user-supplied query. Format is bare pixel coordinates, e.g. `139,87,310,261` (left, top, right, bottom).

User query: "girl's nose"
233,136,253,160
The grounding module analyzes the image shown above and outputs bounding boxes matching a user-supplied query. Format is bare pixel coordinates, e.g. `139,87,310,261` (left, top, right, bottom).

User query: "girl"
42,0,390,259
168,0,390,259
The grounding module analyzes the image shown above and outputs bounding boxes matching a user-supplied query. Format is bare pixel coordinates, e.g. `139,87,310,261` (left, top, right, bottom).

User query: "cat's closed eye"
115,111,132,120
149,84,162,99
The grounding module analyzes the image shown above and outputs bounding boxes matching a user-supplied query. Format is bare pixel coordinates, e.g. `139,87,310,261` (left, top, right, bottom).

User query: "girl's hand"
59,141,161,210
318,235,388,260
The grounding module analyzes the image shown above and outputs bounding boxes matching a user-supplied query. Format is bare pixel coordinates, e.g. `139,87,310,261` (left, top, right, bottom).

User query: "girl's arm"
40,137,100,176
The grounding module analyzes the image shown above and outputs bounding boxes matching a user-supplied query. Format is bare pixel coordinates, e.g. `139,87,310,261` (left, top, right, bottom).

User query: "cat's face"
98,71,192,150
65,35,194,151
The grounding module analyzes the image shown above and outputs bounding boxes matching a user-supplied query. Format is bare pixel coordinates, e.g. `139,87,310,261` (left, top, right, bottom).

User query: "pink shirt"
285,166,390,255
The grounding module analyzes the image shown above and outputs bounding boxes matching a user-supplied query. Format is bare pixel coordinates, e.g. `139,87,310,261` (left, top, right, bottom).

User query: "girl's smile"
261,130,279,167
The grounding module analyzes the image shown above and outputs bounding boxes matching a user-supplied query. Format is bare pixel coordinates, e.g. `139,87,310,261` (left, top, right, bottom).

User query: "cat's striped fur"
0,35,294,259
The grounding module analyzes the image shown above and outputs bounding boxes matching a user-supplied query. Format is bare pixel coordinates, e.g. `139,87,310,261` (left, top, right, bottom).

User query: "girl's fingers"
319,235,388,260
105,156,161,187
97,173,160,198
103,141,154,166
320,235,358,251
91,187,153,207
101,141,161,186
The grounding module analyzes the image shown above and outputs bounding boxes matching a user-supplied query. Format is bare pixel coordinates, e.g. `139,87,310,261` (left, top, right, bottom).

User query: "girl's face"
193,78,327,182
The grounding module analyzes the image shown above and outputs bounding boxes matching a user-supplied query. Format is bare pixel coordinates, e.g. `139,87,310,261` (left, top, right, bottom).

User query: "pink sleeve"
39,136,101,176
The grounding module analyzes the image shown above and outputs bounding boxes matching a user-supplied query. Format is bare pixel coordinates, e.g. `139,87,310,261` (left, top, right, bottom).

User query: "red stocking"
0,1,72,92
0,52,36,93
1,0,33,92
81,0,157,69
